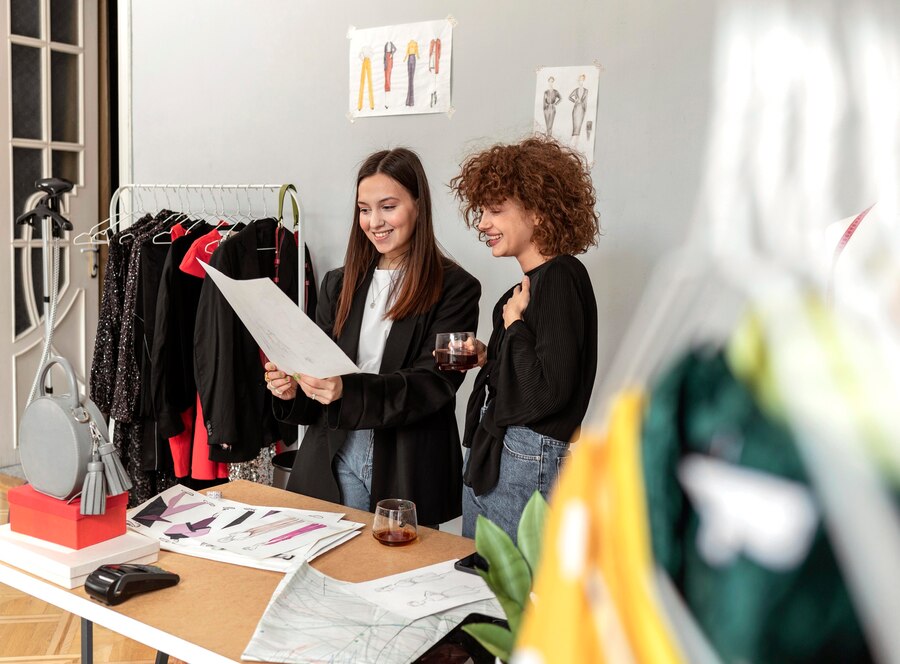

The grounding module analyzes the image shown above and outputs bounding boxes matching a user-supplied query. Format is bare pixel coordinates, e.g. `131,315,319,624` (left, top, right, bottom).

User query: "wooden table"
0,480,477,663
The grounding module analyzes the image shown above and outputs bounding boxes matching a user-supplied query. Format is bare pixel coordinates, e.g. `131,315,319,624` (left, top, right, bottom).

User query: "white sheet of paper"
200,261,359,378
242,562,503,663
346,559,495,621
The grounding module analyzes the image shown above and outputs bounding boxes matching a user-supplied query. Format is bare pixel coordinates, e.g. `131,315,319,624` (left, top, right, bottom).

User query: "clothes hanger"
73,186,145,245
115,188,152,243
151,187,189,244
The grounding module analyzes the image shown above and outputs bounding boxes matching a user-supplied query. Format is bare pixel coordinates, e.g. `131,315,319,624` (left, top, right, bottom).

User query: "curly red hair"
449,136,600,255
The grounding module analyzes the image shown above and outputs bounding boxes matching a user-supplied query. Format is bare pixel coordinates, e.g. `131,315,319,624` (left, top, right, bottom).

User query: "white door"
0,1,99,468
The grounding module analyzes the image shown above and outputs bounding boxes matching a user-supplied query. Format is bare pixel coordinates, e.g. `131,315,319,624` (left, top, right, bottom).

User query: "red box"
8,485,127,550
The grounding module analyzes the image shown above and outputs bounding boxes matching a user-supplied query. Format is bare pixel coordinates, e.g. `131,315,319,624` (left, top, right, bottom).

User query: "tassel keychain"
94,421,132,496
80,421,108,515
80,453,107,515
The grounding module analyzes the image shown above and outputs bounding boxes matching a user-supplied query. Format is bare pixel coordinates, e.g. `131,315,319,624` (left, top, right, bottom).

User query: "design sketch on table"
374,571,446,592
221,508,255,529
543,76,562,135
242,563,501,664
242,522,326,550
132,490,209,527
358,45,375,111
569,73,589,143
218,516,301,543
404,39,419,106
384,41,397,108
408,586,484,607
164,515,218,539
428,37,441,108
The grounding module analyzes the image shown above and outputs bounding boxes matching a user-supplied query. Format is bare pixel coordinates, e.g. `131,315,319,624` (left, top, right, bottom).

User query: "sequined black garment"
111,211,174,422
90,228,132,414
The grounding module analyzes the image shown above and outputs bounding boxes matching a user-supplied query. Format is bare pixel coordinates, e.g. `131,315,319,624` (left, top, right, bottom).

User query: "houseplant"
462,491,549,663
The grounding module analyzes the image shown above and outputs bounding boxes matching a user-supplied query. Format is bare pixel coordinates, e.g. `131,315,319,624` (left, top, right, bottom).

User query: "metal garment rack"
106,183,304,313
80,183,304,664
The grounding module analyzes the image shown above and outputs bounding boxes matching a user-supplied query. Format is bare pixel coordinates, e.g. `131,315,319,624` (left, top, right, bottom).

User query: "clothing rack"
91,183,304,312
109,183,300,229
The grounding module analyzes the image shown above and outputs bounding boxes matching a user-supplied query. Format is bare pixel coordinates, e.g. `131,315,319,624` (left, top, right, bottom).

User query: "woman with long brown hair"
265,148,480,526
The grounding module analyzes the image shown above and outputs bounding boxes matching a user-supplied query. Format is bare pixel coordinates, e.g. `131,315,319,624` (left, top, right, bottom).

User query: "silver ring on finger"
311,393,317,402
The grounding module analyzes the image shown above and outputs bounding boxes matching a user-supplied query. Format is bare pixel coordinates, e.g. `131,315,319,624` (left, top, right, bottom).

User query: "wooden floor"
0,474,184,663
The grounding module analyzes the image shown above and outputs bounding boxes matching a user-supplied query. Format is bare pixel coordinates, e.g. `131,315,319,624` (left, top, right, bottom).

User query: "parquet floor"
0,474,185,664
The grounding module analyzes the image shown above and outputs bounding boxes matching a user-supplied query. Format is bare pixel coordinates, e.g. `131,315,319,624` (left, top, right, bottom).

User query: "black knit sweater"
463,254,598,495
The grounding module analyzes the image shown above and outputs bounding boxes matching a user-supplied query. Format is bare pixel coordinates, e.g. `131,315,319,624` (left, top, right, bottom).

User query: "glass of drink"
373,498,418,546
435,332,477,371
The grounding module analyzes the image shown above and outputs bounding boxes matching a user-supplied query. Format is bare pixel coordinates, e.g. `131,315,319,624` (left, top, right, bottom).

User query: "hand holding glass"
435,332,478,371
373,498,418,546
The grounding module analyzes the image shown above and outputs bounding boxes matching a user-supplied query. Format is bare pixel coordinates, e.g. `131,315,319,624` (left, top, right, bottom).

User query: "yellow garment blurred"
515,391,684,664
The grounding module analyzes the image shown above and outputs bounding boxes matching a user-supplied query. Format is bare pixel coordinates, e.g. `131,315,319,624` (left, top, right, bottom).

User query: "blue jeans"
334,429,374,511
462,424,570,543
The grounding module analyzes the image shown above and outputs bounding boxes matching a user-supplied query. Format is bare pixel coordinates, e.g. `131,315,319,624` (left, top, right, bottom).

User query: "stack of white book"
0,524,159,589
126,485,364,573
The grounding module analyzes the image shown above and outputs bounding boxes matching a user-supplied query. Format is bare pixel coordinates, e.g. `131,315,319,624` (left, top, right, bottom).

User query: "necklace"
369,272,397,309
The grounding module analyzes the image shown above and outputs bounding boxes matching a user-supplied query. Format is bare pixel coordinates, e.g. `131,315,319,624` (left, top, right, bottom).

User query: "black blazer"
274,259,481,525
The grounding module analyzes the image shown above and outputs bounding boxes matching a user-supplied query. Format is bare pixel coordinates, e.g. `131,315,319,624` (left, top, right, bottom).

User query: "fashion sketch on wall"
348,18,453,118
534,65,601,167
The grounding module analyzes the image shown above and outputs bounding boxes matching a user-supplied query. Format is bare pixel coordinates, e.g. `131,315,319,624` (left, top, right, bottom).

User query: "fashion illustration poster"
534,65,600,167
348,18,453,118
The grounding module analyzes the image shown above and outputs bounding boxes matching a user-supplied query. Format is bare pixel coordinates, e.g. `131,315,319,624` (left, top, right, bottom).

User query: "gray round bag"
18,357,110,500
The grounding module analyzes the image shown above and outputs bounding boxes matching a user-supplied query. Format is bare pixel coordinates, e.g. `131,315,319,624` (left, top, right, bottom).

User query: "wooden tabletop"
74,481,476,662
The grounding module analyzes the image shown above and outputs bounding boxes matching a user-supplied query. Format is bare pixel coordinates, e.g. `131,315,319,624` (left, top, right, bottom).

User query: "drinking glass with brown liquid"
435,332,477,371
373,498,418,546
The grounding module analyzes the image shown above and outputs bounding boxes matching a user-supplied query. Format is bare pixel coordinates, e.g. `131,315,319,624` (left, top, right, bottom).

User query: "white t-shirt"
356,268,398,373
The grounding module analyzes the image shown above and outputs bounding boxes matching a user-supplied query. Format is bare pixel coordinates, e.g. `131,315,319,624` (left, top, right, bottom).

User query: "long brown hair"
333,148,445,338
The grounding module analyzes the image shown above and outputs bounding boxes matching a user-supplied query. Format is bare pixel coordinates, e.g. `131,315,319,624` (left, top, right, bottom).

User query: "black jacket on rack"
273,259,480,525
150,224,214,438
194,218,299,463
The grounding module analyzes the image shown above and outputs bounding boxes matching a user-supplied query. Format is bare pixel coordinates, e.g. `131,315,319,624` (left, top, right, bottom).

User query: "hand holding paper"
201,262,359,379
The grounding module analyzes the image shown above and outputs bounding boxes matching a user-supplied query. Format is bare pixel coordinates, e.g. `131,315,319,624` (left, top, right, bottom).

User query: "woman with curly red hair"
450,136,600,541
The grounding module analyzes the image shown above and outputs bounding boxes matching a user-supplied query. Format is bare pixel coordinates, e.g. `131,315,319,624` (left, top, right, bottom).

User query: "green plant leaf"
475,515,532,608
493,588,523,634
517,491,549,576
461,622,514,662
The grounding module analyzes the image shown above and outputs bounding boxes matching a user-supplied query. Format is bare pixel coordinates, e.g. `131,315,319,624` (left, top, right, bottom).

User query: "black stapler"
85,563,180,605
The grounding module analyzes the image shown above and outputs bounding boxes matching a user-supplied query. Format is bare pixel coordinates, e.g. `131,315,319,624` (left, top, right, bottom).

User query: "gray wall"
129,0,720,430
128,0,897,430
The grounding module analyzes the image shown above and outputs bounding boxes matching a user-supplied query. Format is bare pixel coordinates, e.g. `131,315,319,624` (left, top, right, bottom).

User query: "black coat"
194,219,299,462
274,259,481,525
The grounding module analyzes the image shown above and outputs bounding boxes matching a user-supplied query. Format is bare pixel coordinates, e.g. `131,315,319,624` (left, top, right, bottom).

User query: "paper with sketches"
217,498,346,525
346,559,495,620
534,64,601,167
200,261,359,378
242,562,503,663
126,485,363,572
348,18,453,118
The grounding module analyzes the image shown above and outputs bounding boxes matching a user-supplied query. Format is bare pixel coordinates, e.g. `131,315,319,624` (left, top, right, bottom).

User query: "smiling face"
357,172,419,268
477,198,546,272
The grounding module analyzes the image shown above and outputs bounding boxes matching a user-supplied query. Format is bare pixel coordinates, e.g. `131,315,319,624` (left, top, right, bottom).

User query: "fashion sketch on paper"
404,39,419,106
131,490,208,527
428,37,441,107
543,76,562,134
218,516,301,543
569,73,589,141
243,522,326,550
358,46,375,111
164,515,217,539
384,41,397,108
